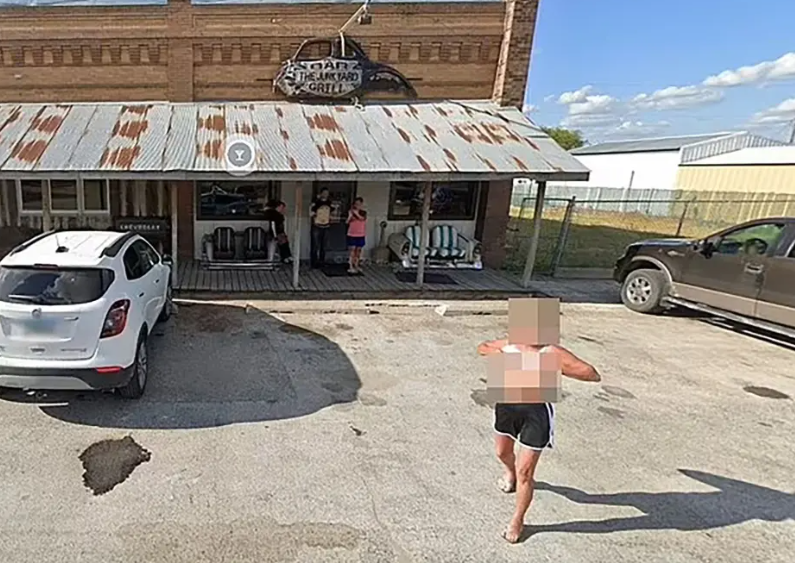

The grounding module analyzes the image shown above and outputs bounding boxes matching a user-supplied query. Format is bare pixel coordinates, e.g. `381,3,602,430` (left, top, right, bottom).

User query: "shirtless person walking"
478,298,601,543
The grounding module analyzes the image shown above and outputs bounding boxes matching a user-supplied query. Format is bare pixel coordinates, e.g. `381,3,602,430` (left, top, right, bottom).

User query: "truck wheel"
621,269,666,314
118,335,148,399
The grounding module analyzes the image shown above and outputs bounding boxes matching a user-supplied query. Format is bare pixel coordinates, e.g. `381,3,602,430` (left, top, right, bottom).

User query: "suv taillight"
100,299,130,339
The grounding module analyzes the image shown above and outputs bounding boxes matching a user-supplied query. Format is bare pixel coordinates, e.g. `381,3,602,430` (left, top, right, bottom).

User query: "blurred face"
276,204,286,214
320,189,329,200
507,297,560,346
353,199,362,210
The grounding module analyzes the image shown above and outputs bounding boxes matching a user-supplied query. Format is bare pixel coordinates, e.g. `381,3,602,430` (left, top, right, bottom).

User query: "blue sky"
526,0,795,142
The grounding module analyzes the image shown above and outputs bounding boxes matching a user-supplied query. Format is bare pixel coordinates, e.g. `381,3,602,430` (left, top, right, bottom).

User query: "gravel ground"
0,300,793,563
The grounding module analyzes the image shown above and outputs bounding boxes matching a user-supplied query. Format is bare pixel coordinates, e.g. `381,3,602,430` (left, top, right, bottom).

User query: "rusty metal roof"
0,101,589,182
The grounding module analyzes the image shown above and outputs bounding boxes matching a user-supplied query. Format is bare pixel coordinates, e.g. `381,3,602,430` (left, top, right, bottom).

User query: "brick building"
0,0,587,287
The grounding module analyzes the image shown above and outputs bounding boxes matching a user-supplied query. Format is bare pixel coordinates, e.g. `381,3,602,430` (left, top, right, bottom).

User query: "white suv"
0,230,173,399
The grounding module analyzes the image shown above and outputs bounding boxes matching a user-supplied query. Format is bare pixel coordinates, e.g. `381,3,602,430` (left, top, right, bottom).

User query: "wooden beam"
170,182,178,287
157,180,165,254
415,182,432,287
0,179,6,227
292,186,302,289
42,179,52,232
521,180,547,287
120,180,128,217
2,180,10,227
76,177,86,227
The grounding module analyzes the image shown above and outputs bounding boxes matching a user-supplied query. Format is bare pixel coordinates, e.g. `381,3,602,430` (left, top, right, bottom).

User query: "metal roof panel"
250,104,292,172
69,104,122,170
0,101,591,180
162,104,198,171
131,103,172,171
302,104,357,172
35,105,97,171
3,104,70,171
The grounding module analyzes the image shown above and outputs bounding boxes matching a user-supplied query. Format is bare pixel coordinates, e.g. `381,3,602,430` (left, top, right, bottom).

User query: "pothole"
79,436,151,496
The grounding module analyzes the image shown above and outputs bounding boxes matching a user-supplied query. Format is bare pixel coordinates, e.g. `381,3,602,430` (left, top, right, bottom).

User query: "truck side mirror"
162,254,174,267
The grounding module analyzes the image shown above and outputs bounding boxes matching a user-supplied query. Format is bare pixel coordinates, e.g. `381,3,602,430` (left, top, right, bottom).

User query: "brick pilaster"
174,180,194,259
168,0,194,102
492,0,539,108
480,179,512,268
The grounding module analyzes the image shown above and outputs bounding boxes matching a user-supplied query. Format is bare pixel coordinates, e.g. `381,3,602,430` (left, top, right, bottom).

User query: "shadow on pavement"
0,302,361,429
533,469,794,535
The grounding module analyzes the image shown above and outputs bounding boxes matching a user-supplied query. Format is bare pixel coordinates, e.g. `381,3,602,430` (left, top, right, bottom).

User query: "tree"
541,127,585,151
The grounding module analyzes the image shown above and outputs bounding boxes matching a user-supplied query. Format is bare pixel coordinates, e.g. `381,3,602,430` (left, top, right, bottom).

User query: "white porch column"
415,182,432,286
0,179,8,227
521,180,547,287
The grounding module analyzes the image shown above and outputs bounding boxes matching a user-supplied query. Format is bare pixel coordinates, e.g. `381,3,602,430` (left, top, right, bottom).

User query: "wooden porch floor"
174,260,529,297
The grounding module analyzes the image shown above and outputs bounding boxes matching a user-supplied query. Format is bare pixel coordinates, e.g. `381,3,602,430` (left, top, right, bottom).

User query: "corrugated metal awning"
0,101,589,182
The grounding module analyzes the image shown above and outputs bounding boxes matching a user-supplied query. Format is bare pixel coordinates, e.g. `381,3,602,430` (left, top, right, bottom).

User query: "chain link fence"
504,194,795,275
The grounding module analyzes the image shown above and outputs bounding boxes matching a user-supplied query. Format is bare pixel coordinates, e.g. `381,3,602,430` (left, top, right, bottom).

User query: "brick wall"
0,0,511,104
492,0,539,107
173,181,194,259
480,179,513,268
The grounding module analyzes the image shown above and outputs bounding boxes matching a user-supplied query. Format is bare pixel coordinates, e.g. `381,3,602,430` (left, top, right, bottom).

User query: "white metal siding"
553,151,681,191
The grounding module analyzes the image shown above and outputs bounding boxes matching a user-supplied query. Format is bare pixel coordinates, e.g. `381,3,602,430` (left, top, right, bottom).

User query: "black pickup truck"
613,217,795,338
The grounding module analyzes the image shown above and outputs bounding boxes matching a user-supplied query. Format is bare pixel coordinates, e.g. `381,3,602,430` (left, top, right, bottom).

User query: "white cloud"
522,103,538,114
631,85,724,110
606,120,671,138
561,112,622,129
704,52,795,87
750,98,795,124
543,94,555,103
569,94,620,116
557,85,593,105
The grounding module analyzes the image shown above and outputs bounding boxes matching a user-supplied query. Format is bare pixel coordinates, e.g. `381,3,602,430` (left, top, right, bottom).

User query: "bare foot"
502,521,524,544
498,474,516,493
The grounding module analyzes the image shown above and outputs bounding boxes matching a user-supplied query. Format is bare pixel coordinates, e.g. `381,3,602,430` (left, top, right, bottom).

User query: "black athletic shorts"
494,402,556,450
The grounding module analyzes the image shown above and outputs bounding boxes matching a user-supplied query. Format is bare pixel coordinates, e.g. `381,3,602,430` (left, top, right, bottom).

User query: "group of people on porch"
267,188,367,275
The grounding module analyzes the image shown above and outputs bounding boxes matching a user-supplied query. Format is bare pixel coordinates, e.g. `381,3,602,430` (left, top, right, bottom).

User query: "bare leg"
355,248,363,271
504,446,542,543
348,247,356,273
494,435,516,493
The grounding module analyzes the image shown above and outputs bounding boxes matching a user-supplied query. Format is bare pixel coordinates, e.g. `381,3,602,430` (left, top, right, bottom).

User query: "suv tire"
118,334,148,399
621,269,666,314
158,285,173,323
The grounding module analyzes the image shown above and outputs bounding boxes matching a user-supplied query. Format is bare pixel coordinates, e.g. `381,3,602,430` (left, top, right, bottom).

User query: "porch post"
1,180,10,226
521,180,547,287
170,182,178,287
157,180,165,254
42,179,52,232
292,187,302,289
0,179,7,227
120,180,128,217
416,182,432,286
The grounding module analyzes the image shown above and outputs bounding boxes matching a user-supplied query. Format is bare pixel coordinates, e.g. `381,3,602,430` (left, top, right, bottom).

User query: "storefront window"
19,180,43,211
196,181,280,220
83,179,109,212
50,180,78,211
17,179,109,214
388,181,480,221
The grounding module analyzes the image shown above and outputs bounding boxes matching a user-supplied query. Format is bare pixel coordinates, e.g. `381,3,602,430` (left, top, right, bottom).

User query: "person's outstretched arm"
550,345,601,382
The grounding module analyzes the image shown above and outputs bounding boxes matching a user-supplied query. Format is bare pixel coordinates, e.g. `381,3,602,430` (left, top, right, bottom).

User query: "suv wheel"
118,335,148,399
158,285,173,323
621,269,666,314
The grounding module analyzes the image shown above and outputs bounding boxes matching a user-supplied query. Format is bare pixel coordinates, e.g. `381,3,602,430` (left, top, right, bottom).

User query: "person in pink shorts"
346,197,367,274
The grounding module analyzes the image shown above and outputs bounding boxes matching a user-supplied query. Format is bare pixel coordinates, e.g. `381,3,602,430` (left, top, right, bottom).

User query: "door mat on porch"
321,264,361,278
395,271,458,285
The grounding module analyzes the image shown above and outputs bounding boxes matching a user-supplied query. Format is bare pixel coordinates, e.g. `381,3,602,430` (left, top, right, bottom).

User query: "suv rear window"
0,266,115,305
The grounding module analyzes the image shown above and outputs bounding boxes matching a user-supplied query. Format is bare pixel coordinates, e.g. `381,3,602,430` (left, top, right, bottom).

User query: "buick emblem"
31,308,42,319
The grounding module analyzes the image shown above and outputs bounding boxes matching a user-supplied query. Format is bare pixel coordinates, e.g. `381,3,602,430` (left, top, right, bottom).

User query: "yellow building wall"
676,165,795,194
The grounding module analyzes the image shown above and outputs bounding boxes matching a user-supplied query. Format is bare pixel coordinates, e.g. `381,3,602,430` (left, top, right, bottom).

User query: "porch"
174,259,529,298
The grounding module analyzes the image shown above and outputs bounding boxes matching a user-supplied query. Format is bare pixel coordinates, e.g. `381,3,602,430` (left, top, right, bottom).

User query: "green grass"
503,207,733,273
